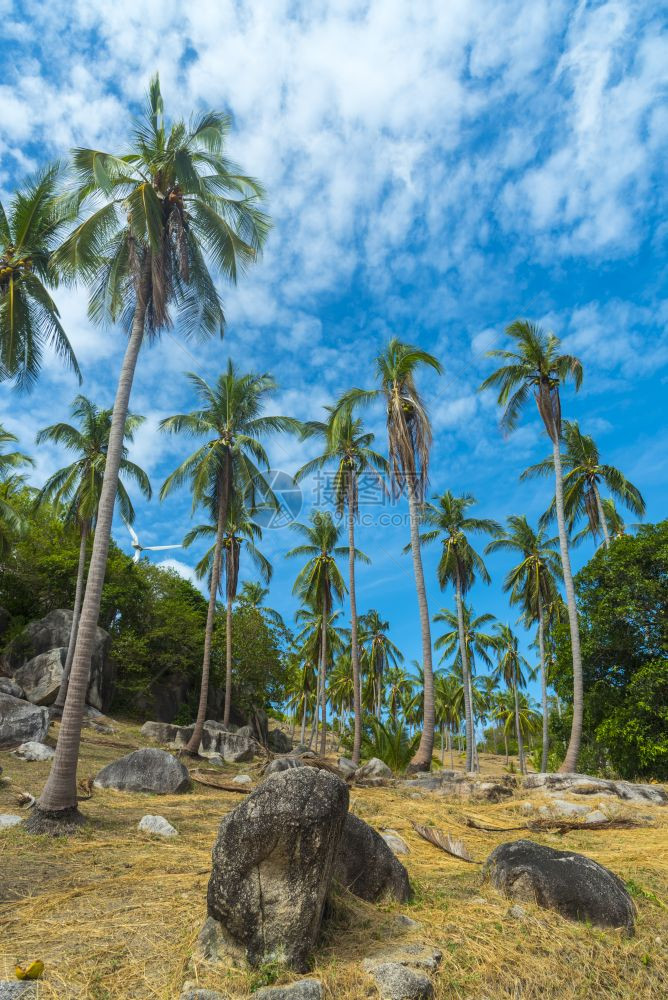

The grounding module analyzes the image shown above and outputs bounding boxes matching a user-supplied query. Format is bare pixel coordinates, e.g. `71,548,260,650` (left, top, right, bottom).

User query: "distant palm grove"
1,76,665,835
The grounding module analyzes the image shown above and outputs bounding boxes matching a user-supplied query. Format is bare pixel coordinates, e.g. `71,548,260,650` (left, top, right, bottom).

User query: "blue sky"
1,0,667,703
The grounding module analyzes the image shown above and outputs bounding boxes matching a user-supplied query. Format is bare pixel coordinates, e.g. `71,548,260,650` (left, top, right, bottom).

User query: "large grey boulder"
267,728,292,754
403,772,514,802
138,814,178,836
94,748,191,794
0,677,24,699
141,720,181,743
523,772,667,806
0,694,49,748
254,981,323,999
14,648,65,705
0,815,23,830
206,767,349,970
1,609,113,710
166,722,255,762
364,963,433,999
334,813,412,903
356,757,393,780
484,839,635,933
12,741,55,761
265,757,308,775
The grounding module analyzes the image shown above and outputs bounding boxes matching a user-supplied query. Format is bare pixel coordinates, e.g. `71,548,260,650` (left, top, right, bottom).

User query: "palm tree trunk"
513,680,525,774
53,521,89,713
466,668,479,772
319,591,328,756
440,723,445,765
300,701,307,745
538,596,549,772
348,478,363,766
593,483,611,549
309,666,321,748
30,275,149,825
449,728,454,769
504,730,509,764
455,575,474,772
188,484,227,752
552,438,584,773
407,483,435,771
224,593,233,724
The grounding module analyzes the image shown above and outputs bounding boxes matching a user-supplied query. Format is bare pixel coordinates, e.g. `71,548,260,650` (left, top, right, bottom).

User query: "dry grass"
1,720,667,999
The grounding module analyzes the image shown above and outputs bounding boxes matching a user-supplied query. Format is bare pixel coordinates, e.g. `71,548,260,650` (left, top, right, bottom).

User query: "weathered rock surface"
364,962,433,999
336,757,357,778
265,757,308,775
356,757,393,780
381,829,410,855
403,772,515,802
0,677,24,699
0,694,49,748
254,981,323,999
232,774,252,786
484,839,635,933
0,983,38,999
12,741,55,761
524,772,668,805
549,798,591,817
0,814,23,829
363,944,442,974
165,723,256,762
207,767,349,970
267,728,292,753
1,609,113,710
138,814,178,836
140,720,180,743
334,813,412,903
94,749,191,794
14,648,65,705
179,989,225,1000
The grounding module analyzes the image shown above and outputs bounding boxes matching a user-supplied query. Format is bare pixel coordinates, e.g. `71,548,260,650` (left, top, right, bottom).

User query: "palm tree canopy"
417,490,501,593
1,164,81,389
55,74,270,342
287,510,366,608
485,514,562,622
493,623,530,691
433,603,498,672
358,609,404,670
35,394,151,526
480,320,582,440
294,604,347,665
521,420,646,537
0,425,34,554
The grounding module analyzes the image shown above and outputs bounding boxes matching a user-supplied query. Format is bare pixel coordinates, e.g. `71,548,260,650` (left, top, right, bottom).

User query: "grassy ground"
1,719,667,999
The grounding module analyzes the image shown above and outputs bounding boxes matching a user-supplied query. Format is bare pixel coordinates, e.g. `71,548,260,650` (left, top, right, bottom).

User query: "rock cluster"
523,771,667,805
141,719,256,763
403,771,515,802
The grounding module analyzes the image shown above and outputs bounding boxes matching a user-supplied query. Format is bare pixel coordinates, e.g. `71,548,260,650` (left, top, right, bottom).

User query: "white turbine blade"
124,519,139,545
133,550,140,563
143,544,183,551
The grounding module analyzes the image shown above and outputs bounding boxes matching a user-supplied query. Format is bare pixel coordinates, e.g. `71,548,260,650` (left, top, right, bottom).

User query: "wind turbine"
123,518,183,563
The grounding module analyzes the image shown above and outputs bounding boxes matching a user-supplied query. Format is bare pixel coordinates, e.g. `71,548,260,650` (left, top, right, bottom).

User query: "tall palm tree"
358,610,404,719
384,665,413,723
493,623,531,774
334,339,443,770
35,395,151,712
418,491,500,771
480,320,584,773
184,494,272,736
161,365,295,748
29,77,269,830
236,580,286,629
293,598,347,748
486,515,561,771
0,426,34,558
1,164,80,389
296,407,387,764
522,420,645,550
434,671,463,767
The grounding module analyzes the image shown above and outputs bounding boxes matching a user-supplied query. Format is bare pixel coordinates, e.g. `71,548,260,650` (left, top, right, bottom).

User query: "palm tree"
434,671,463,767
0,426,34,558
385,665,413,723
358,610,404,719
296,407,387,764
236,580,286,629
328,652,355,734
293,598,347,748
522,420,645,550
334,339,442,770
161,365,295,749
480,320,584,773
35,395,151,712
418,491,500,771
1,164,81,389
29,77,269,830
493,623,531,774
486,515,561,771
184,494,272,736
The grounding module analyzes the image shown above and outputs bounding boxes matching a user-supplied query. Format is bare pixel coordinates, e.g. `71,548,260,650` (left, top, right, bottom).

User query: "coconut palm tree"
35,395,151,712
418,492,500,771
29,77,269,829
522,420,645,550
183,494,272,736
434,671,463,767
480,320,584,773
485,515,561,771
493,623,531,774
236,580,286,629
288,512,364,754
161,365,296,748
385,665,414,723
0,426,34,558
328,652,355,734
296,407,387,764
1,164,80,390
334,339,443,770
293,598,348,748
358,610,404,719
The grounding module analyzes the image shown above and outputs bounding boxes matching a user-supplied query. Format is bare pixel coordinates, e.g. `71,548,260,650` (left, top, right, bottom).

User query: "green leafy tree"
35,395,150,711
334,339,443,770
0,164,80,389
480,320,584,773
31,75,269,829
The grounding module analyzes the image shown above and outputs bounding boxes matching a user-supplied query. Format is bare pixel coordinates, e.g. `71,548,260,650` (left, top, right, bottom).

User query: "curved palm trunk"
593,483,611,549
454,575,474,772
552,440,584,772
347,478,363,766
407,482,435,771
300,692,307,745
319,590,328,756
538,595,549,772
31,279,149,825
513,678,525,774
53,521,89,713
188,484,227,752
223,593,233,724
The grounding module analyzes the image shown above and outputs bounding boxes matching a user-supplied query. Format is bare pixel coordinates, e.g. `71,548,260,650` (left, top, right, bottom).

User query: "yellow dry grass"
1,720,667,999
